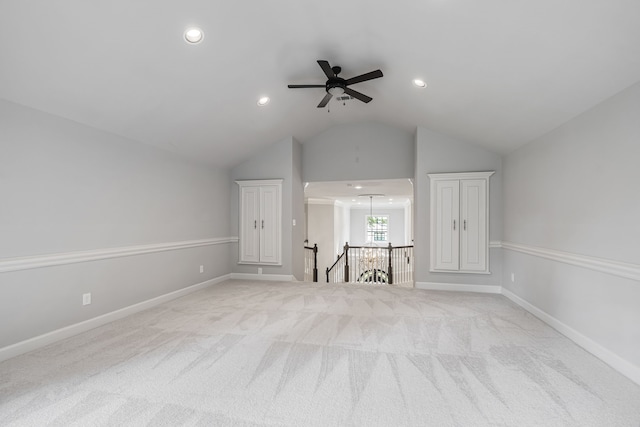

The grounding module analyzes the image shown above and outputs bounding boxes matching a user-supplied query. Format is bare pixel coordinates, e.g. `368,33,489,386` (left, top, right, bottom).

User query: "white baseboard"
4,271,637,387
415,281,502,294
417,281,640,385
0,273,232,363
501,287,640,386
230,273,295,282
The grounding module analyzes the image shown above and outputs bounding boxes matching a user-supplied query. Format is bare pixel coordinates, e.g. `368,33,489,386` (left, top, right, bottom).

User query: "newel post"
312,244,318,282
388,243,393,285
344,243,350,283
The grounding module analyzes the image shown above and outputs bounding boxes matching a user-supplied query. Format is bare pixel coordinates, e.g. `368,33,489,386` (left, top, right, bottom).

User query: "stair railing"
326,243,349,283
326,242,414,285
304,243,318,282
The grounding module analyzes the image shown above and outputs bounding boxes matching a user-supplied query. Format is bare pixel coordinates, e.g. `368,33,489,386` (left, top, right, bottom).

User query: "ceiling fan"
288,60,383,108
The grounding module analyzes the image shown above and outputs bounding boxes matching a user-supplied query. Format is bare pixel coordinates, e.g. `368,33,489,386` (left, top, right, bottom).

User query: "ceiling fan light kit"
328,86,345,96
288,60,383,108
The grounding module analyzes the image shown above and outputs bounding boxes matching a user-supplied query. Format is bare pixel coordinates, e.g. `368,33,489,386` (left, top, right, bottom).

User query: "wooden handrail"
326,242,414,284
327,250,345,272
339,244,414,249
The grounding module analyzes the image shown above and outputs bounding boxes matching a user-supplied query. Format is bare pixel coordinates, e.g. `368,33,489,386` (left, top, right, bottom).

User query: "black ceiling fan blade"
345,69,383,86
288,84,326,88
317,92,333,108
317,60,335,78
344,87,372,103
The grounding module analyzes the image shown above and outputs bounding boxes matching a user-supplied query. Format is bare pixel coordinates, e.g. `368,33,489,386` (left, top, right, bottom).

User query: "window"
366,215,388,242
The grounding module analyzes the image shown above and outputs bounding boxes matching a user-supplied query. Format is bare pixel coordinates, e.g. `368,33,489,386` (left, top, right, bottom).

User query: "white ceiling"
305,179,412,208
2,1,640,168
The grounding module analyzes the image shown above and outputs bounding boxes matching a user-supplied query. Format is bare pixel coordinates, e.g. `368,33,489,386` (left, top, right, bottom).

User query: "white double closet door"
430,171,493,273
238,180,281,265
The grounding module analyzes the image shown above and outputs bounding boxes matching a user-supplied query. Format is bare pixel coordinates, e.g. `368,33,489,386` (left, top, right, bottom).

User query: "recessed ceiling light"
351,199,356,202
354,185,363,190
257,96,270,106
413,79,427,88
184,27,204,44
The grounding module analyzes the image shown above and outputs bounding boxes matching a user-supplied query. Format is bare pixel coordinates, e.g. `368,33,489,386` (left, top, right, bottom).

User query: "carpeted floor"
1,280,639,426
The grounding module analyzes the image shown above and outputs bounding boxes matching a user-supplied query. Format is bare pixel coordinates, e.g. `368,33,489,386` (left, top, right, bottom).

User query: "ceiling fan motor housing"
327,77,347,94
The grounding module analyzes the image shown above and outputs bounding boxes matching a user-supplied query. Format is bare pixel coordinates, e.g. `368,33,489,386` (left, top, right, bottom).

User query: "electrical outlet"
258,267,263,274
82,293,91,306
200,265,204,273
511,273,515,283
292,219,296,226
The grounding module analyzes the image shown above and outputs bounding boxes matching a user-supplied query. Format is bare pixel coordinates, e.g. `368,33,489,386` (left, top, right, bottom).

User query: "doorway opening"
304,179,414,286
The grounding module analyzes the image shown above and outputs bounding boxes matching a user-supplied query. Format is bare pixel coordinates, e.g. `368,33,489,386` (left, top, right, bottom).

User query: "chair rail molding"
501,241,640,281
0,237,239,274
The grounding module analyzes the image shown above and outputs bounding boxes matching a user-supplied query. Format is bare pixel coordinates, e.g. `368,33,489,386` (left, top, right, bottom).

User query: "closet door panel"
237,179,282,265
460,179,487,271
239,187,260,263
429,171,493,274
259,185,281,264
434,180,460,271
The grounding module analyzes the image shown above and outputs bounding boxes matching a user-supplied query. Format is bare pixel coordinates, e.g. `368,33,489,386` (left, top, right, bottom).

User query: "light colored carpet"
1,280,639,426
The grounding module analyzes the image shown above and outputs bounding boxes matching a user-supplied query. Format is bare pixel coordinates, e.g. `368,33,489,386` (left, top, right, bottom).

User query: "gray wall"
0,99,232,348
307,203,336,275
502,81,640,369
230,137,305,279
291,138,305,281
349,207,406,246
414,126,503,286
405,202,413,244
302,121,502,286
302,122,415,182
334,204,349,255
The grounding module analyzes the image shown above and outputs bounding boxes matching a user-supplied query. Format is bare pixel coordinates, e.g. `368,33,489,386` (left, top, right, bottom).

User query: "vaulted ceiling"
2,0,639,168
